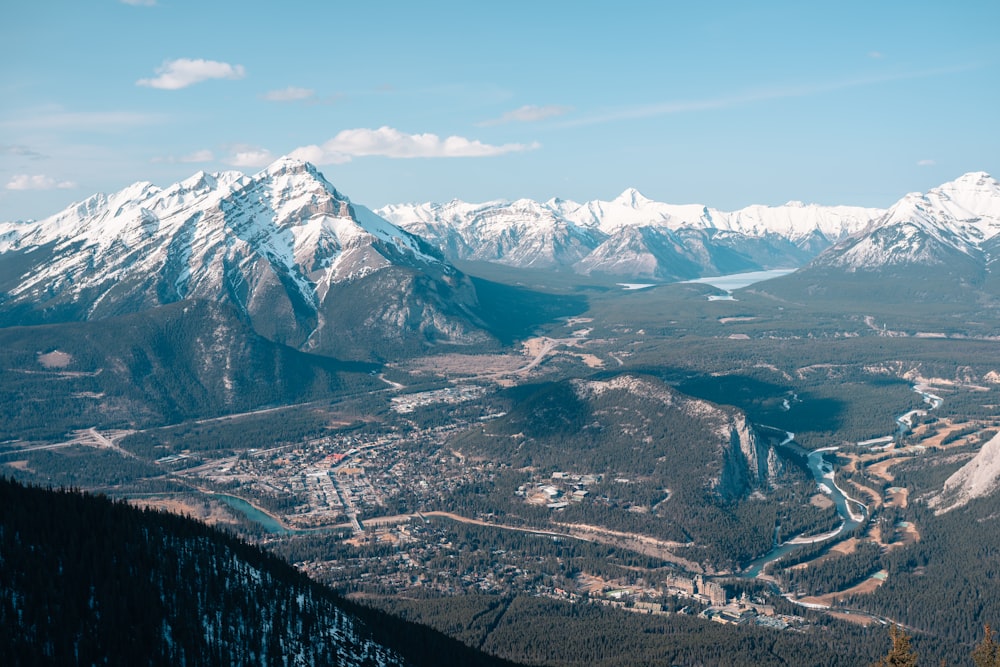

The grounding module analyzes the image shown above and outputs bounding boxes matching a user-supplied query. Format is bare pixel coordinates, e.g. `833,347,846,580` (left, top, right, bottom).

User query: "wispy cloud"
1,109,166,131
289,126,539,164
5,174,77,191
262,86,315,102
560,65,979,129
180,149,214,163
121,0,156,5
137,58,246,90
868,51,885,59
153,149,214,164
222,145,274,168
916,159,936,167
477,104,573,127
0,144,47,159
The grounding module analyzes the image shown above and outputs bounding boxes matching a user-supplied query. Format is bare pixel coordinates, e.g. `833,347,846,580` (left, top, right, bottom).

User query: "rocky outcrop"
930,431,1000,513
716,413,782,500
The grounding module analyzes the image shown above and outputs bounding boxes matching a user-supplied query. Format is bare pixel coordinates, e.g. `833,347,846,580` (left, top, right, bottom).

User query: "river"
212,493,295,534
212,493,357,536
742,384,941,577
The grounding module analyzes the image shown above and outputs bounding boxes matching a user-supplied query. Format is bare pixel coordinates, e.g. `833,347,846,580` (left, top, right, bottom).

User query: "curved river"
742,385,941,577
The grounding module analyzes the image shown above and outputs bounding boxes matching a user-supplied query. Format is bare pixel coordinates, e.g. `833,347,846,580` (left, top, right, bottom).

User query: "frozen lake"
684,268,797,291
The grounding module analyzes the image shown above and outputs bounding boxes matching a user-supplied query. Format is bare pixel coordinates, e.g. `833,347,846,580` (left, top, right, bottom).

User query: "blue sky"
2,0,998,220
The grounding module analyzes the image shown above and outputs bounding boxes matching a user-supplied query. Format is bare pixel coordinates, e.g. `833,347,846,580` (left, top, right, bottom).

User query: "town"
144,385,814,634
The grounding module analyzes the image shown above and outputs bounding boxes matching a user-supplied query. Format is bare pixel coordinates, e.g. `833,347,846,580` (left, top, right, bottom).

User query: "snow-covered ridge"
377,173,999,279
2,157,440,299
380,187,883,242
376,187,884,279
813,172,1000,270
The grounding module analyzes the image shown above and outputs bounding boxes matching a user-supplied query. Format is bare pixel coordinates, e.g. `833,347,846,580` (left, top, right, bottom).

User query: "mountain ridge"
376,172,998,282
808,172,1000,272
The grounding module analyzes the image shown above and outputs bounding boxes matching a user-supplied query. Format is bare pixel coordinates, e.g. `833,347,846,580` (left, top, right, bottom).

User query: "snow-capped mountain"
378,188,882,280
552,188,879,242
812,172,1000,271
379,197,606,269
0,157,492,359
573,225,702,280
751,172,1000,308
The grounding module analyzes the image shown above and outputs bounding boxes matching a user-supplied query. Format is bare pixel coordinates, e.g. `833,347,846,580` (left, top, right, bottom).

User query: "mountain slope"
0,300,382,439
0,158,492,359
930,431,1000,513
812,173,1000,272
758,172,1000,307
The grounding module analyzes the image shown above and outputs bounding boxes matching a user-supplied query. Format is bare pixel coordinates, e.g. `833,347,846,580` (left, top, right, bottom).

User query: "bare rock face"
716,412,782,500
931,432,1000,513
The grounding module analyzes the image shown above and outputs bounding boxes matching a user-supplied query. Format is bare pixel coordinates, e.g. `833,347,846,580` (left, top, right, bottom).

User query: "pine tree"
872,624,918,667
973,624,1000,667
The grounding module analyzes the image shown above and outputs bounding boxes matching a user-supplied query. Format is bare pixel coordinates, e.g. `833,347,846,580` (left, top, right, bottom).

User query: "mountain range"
2,161,999,362
378,172,1000,283
377,187,882,280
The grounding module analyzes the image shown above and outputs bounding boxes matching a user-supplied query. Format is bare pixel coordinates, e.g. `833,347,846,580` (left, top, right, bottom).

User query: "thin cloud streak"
6,174,77,191
559,65,979,129
477,104,573,127
1,109,168,131
152,149,214,164
263,86,315,102
0,145,47,159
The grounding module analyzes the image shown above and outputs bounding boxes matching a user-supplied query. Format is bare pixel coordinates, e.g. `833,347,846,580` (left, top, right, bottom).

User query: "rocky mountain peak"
614,187,652,207
0,161,486,359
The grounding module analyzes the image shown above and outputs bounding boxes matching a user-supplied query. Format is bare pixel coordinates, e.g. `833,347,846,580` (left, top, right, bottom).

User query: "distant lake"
684,268,797,291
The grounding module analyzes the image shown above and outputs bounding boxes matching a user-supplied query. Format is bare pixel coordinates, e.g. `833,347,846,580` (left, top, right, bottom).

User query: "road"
0,428,136,458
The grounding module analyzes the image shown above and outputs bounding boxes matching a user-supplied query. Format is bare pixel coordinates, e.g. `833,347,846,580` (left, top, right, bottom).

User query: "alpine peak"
948,171,996,186
614,187,651,207
257,155,328,182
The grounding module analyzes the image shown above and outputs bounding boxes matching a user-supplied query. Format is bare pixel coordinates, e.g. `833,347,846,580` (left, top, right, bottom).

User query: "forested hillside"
0,300,382,440
0,477,518,667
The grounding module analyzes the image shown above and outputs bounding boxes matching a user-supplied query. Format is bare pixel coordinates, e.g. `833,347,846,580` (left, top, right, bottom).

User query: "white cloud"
222,146,274,168
868,51,885,59
137,58,246,90
289,126,539,164
916,159,936,167
477,104,573,127
121,0,156,5
6,174,77,191
263,86,315,102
